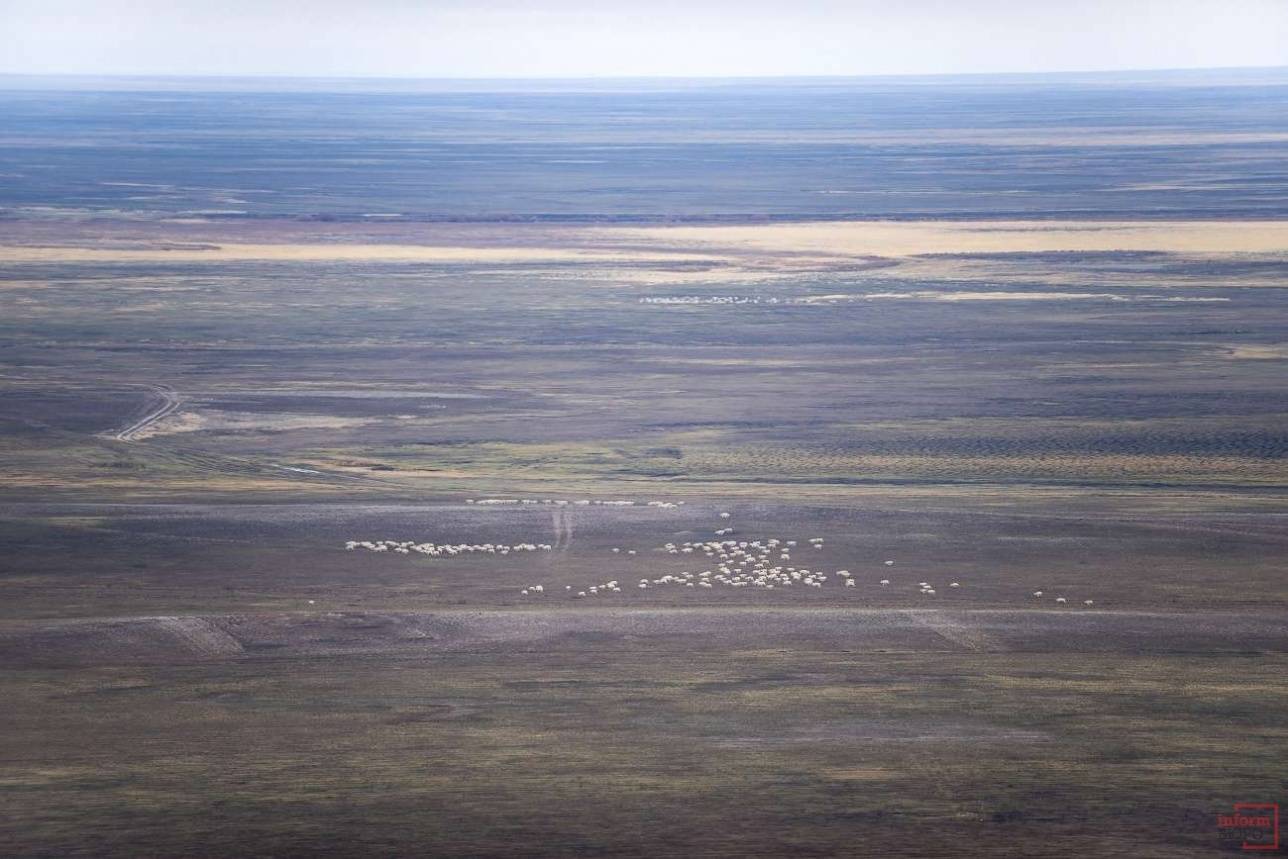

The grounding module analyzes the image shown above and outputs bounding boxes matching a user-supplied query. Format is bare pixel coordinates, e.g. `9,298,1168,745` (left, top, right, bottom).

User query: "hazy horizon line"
4,64,1288,94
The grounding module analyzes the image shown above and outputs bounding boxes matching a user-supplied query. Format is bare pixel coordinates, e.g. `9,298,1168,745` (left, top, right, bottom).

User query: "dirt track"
4,608,1285,667
107,384,181,441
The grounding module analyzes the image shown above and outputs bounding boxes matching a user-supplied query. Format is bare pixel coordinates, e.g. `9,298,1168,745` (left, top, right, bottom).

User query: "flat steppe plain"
2,217,1286,856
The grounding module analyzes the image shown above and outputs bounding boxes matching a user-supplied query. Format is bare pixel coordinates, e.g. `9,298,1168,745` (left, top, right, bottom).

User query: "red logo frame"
1217,803,1279,852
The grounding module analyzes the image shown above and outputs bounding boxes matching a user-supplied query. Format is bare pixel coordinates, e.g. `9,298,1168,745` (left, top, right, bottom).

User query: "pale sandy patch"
129,411,206,439
1227,345,1288,359
602,220,1288,258
131,410,387,439
7,220,1286,281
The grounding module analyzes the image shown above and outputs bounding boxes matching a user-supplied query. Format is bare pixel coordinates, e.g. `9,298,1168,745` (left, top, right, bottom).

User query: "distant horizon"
4,64,1288,93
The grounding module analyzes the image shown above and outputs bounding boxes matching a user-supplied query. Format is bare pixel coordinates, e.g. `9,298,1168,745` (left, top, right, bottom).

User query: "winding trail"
109,384,181,441
94,383,413,489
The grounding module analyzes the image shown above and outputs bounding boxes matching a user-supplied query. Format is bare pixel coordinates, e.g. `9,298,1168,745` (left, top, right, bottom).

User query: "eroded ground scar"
901,609,1002,652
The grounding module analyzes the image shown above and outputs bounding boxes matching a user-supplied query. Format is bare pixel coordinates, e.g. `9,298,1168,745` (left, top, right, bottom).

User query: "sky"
3,0,1287,79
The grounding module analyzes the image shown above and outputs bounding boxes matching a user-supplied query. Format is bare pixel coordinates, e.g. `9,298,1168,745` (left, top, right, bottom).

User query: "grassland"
1,216,1285,856
3,646,1285,858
